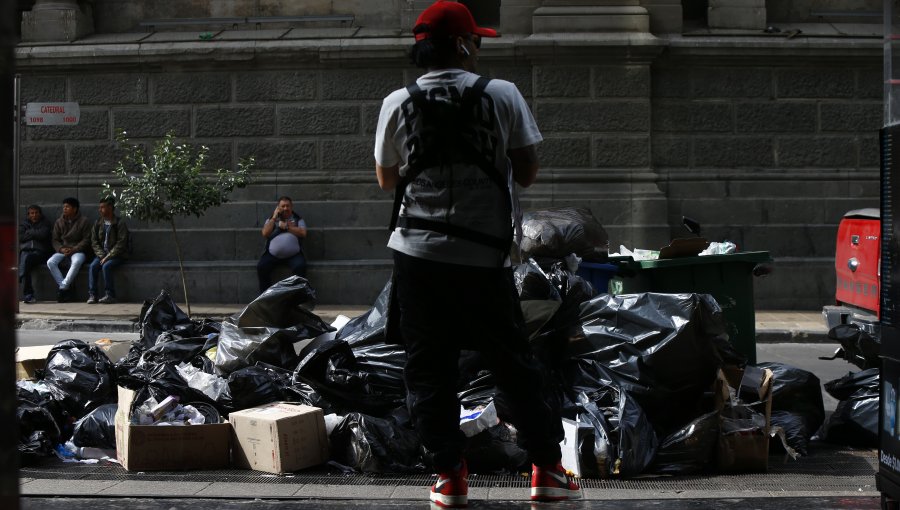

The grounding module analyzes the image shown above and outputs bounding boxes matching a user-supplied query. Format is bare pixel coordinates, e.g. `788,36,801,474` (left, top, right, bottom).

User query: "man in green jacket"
87,196,130,304
47,197,92,302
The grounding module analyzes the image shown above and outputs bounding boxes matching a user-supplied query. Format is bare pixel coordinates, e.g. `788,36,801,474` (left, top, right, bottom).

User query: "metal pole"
13,75,20,315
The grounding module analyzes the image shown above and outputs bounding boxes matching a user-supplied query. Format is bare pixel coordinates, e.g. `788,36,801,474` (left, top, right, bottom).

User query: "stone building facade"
14,1,883,308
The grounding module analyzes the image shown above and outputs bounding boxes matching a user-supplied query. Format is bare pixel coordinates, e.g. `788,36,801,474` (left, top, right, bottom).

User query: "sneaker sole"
430,492,467,508
531,487,582,501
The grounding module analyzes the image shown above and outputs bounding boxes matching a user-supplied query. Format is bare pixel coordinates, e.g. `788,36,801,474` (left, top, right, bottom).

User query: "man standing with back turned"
374,1,580,507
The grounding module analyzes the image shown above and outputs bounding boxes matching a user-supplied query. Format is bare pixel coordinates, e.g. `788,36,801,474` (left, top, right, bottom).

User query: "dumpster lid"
625,251,772,269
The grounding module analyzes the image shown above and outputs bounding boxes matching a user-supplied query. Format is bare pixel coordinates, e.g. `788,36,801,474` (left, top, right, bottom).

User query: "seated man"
47,197,92,302
257,196,307,293
19,204,53,303
87,197,130,304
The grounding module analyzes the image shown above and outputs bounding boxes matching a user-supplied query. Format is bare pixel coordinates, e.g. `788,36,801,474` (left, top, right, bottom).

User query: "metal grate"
20,443,877,493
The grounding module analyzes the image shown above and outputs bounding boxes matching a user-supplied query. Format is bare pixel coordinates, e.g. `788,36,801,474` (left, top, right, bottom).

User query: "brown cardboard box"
15,345,54,380
94,338,134,364
230,402,329,474
715,366,774,472
114,386,230,471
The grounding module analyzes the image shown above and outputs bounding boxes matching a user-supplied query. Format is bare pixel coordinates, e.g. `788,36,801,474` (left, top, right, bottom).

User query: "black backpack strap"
396,216,510,252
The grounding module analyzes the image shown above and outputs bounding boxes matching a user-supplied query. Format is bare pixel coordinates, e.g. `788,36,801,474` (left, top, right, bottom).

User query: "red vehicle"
823,208,880,334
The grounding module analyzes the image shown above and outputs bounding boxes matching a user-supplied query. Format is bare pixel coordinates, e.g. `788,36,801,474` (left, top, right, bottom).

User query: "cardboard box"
715,366,774,472
94,338,134,363
115,386,231,471
15,344,54,380
230,402,329,474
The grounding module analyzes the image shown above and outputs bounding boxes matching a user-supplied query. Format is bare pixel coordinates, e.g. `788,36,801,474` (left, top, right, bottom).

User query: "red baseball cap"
413,1,499,42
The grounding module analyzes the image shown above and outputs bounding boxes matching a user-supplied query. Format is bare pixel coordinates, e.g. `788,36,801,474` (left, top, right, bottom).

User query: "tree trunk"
170,218,191,316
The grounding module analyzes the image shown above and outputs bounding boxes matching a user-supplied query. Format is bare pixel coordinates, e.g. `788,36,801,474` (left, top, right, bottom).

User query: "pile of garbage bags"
16,210,837,476
17,269,833,477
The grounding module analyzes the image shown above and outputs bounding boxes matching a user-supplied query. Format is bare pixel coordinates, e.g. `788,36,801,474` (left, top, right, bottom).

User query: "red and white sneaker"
430,461,468,508
530,462,582,501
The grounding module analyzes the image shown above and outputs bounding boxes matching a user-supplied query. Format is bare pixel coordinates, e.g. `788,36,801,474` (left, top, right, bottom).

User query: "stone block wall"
15,32,882,309
651,51,882,309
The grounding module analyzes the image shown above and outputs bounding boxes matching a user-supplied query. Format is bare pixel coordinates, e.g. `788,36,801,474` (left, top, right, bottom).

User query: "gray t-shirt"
374,69,542,268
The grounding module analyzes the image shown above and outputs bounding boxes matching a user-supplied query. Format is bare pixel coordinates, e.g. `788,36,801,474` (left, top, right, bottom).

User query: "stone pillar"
532,0,650,34
21,0,95,42
639,0,682,34
708,0,766,30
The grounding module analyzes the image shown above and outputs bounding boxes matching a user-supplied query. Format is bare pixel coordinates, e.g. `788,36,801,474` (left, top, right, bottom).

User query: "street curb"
17,318,139,334
17,312,350,334
756,329,831,344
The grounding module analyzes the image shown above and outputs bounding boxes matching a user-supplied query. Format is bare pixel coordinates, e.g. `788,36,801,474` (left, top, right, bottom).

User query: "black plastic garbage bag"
246,362,334,411
296,334,407,416
825,368,880,400
465,423,529,474
138,289,193,348
770,410,810,456
215,322,305,376
71,403,117,449
117,359,221,417
219,365,284,412
816,368,879,448
330,411,424,473
40,339,117,420
755,362,824,456
545,260,595,325
335,282,391,346
514,259,562,340
827,323,880,370
17,403,60,460
648,410,718,475
16,379,64,459
565,292,729,434
233,276,319,328
520,207,609,261
577,388,658,478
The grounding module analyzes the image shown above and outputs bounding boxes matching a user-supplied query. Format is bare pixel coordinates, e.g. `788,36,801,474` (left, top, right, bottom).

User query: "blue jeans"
47,252,86,290
88,256,125,298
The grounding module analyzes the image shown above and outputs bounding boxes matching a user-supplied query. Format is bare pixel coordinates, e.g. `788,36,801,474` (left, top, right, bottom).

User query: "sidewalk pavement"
15,300,830,342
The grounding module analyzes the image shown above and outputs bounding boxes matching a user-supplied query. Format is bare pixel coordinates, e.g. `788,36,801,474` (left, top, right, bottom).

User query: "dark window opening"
460,0,501,28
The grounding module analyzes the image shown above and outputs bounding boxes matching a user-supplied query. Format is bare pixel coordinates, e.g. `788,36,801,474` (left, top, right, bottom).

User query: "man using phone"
257,196,307,293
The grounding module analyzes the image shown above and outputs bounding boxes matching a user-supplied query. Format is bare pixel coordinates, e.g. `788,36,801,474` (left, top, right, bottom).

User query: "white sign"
25,102,80,126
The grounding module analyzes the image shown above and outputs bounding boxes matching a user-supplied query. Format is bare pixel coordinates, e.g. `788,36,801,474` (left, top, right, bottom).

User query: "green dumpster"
609,251,772,364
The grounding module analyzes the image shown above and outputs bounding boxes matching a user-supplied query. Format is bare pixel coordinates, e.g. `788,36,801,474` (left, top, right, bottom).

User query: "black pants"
19,250,48,295
393,251,563,471
256,250,306,294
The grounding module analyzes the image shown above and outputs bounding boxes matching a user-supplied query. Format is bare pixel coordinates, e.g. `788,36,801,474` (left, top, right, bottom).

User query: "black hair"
276,196,293,203
62,197,80,210
409,36,458,69
100,196,115,207
26,204,42,214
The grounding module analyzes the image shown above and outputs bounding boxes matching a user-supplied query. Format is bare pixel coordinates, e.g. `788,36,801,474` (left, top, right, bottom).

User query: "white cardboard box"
230,402,329,474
